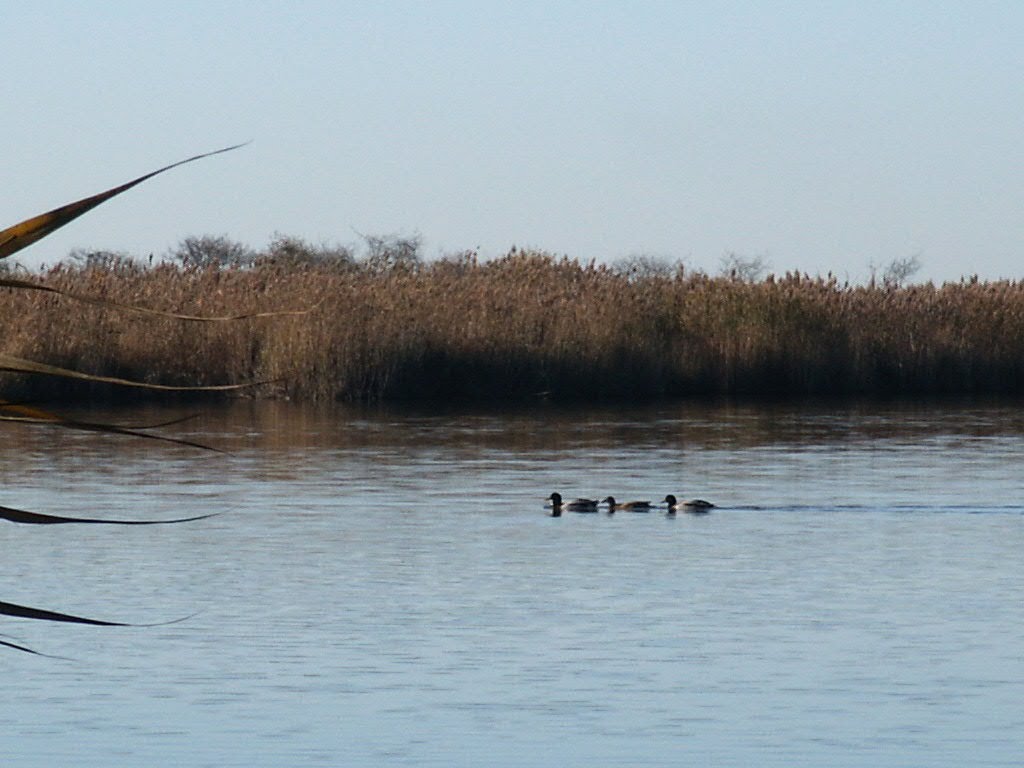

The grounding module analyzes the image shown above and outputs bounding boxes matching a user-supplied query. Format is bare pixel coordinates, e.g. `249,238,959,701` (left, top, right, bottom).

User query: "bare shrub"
611,254,679,282
66,248,140,272
258,234,355,270
171,235,255,269
358,232,422,272
719,252,770,282
882,254,923,287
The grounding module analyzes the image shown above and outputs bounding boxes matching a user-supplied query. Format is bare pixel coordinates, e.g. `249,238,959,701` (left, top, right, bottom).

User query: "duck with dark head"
547,493,599,515
663,494,714,514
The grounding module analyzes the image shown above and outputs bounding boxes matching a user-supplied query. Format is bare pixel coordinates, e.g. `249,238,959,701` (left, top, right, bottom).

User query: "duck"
601,496,654,512
663,494,715,513
547,492,599,514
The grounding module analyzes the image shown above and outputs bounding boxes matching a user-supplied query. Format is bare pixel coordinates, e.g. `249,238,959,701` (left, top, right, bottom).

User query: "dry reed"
3,248,1024,402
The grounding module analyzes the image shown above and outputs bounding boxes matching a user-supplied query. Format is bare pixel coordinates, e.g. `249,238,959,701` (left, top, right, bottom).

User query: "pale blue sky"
4,1,1022,282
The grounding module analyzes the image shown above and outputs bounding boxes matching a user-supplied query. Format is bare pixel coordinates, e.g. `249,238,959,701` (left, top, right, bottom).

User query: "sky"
3,1,1023,283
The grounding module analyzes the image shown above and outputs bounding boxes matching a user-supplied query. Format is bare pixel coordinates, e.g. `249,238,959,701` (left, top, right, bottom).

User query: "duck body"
663,494,715,513
547,493,599,513
601,496,654,512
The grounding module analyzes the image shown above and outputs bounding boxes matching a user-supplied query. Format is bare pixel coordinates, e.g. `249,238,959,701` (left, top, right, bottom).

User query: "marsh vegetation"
3,237,1024,403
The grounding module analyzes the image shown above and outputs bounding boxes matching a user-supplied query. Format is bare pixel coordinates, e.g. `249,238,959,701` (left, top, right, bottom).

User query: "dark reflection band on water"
1,399,1023,767
5,395,1024,456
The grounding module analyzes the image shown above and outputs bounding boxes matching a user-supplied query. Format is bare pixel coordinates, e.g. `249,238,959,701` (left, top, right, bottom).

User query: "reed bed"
3,248,1024,402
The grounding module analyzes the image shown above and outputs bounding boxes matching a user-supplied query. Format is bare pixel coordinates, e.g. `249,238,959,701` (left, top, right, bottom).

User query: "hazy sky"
4,2,1022,282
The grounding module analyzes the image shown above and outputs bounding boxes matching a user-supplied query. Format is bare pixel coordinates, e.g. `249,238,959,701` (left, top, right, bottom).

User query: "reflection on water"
1,401,1023,766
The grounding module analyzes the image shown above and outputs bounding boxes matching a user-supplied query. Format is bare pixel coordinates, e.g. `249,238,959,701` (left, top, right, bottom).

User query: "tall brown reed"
4,250,1024,402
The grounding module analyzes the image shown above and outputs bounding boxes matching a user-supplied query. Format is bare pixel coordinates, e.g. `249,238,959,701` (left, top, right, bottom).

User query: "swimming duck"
601,496,654,512
663,494,715,513
547,493,599,513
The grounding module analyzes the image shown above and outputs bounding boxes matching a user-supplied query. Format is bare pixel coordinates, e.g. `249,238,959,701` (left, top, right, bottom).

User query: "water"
1,401,1022,766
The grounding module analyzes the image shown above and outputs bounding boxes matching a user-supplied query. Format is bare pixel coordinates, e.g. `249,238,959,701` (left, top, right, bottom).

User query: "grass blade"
0,503,217,525
0,276,318,322
0,353,260,392
0,599,128,626
0,412,227,453
0,143,248,260
0,634,60,657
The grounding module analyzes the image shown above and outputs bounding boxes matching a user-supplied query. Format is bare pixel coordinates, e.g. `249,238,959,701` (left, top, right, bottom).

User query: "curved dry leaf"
0,411,226,453
0,634,59,657
0,599,129,626
0,503,218,525
0,143,248,260
0,600,194,631
0,353,263,392
0,277,320,322
0,400,201,429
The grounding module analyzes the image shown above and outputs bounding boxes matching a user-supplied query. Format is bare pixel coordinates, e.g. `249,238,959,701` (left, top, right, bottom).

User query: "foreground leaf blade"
0,353,257,392
0,504,217,525
0,277,318,322
0,143,248,260
0,635,56,657
0,599,127,626
0,412,226,453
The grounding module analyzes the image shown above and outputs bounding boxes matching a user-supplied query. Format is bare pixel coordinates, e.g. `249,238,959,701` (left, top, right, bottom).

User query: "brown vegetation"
3,242,1024,402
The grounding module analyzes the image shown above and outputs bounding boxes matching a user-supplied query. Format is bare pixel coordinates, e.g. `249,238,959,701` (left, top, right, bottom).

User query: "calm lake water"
1,400,1022,766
